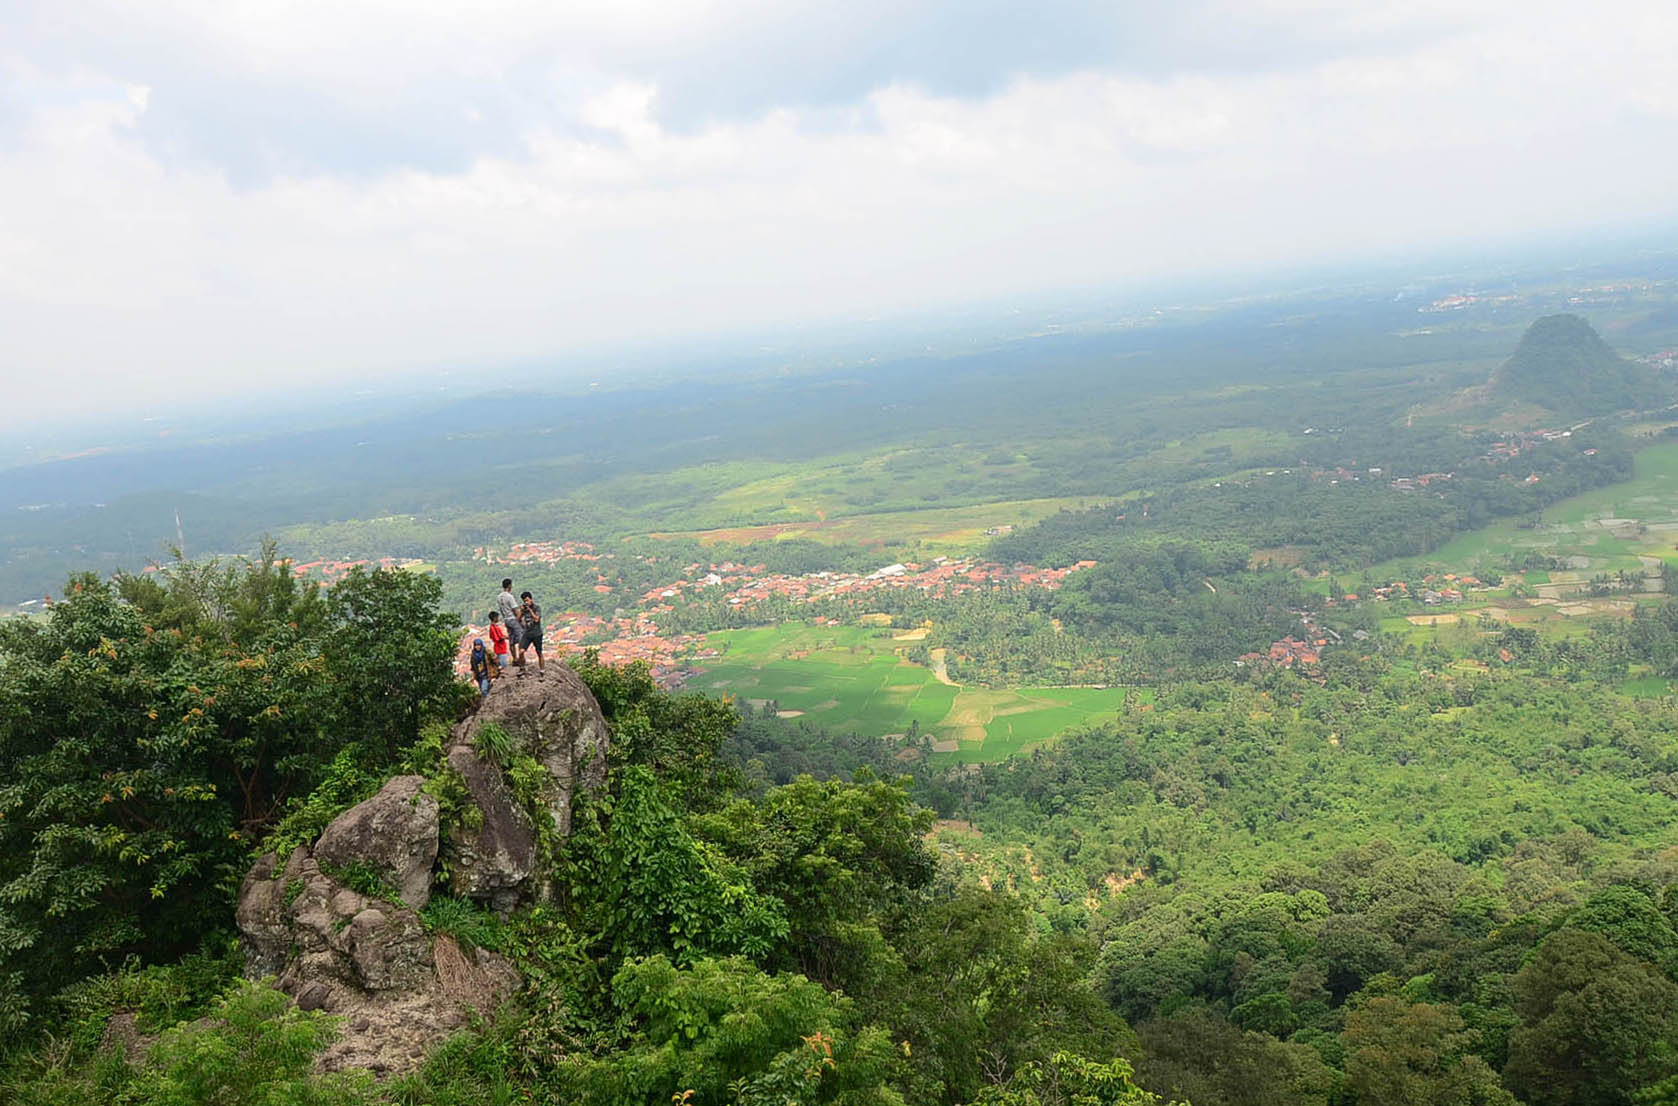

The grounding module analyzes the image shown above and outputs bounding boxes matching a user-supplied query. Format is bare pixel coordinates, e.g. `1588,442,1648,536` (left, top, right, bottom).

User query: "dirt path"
928,647,958,687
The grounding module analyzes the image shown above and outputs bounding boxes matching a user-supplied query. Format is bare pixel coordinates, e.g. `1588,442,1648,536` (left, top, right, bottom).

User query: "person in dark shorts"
497,578,524,664
518,591,544,673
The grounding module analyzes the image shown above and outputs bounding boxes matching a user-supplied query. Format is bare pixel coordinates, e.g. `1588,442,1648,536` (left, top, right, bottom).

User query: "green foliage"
888,885,1136,1106
130,980,371,1106
420,896,506,954
1135,1006,1335,1106
472,722,516,766
557,954,905,1106
384,1021,529,1106
261,745,384,863
1567,885,1678,972
318,859,401,905
0,549,467,1035
1342,997,1516,1106
566,767,788,965
994,430,1631,572
1503,927,1678,1106
2,979,371,1106
324,566,470,756
571,651,742,811
692,773,935,981
970,1051,1169,1106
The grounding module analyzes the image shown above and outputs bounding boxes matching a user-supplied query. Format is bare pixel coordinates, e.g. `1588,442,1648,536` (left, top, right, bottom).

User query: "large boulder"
237,846,434,996
236,845,515,1077
448,665,609,906
314,775,439,910
443,743,536,913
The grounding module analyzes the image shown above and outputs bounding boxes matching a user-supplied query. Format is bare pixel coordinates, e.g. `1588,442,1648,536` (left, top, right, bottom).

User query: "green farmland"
1373,440,1678,581
690,623,1138,762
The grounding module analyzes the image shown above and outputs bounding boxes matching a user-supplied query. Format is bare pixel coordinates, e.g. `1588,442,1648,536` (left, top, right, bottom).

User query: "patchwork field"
1357,442,1678,637
650,497,1093,554
1376,441,1678,580
690,622,1137,762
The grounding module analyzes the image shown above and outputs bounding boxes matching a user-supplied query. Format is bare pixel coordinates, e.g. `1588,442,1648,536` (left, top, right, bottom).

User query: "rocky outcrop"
233,663,612,1075
444,743,536,913
314,775,439,910
447,665,609,906
236,846,437,998
237,841,519,1075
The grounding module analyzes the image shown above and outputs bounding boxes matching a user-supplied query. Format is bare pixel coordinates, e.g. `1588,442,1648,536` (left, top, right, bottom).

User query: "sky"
1,0,1675,429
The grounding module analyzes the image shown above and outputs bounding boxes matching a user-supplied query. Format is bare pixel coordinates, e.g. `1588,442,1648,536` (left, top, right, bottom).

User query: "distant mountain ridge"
1492,313,1665,417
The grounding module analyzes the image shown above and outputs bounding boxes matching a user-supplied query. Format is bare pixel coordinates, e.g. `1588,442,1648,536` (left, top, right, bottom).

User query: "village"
450,542,1100,686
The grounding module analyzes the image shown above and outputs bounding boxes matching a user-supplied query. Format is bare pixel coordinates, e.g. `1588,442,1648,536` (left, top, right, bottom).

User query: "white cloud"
0,0,1675,426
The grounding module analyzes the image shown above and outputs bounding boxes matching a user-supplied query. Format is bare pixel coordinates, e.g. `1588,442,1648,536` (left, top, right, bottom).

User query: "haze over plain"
2,0,1676,428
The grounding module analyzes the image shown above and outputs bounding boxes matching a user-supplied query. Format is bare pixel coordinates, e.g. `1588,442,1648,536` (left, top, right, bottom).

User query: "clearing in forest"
691,622,1136,761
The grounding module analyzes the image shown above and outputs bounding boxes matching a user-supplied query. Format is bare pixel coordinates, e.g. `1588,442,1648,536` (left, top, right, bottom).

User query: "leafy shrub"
132,980,372,1106
262,746,384,863
318,861,401,905
473,723,516,767
2,980,374,1106
556,955,904,1106
565,768,787,965
52,943,240,1045
420,897,505,954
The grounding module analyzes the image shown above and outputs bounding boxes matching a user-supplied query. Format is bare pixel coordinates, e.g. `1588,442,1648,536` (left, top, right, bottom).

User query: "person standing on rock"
518,590,545,674
487,611,511,676
497,578,524,665
469,638,494,700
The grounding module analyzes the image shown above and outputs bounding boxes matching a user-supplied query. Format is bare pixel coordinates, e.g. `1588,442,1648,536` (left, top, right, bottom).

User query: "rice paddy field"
650,496,1093,554
689,622,1140,762
1374,441,1678,581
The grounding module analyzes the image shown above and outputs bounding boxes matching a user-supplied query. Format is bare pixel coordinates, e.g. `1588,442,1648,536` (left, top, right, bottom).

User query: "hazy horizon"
3,0,1676,429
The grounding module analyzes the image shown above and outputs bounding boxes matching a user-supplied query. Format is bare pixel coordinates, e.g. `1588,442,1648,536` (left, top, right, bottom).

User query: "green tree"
571,650,741,810
559,955,905,1106
567,767,787,966
325,566,464,756
0,554,467,1038
1504,928,1678,1106
1342,997,1516,1106
693,774,934,983
892,886,1133,1106
970,1051,1167,1106
1135,1006,1335,1106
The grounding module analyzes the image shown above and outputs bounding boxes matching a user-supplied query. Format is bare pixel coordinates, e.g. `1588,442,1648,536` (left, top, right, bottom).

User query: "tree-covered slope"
1491,313,1666,416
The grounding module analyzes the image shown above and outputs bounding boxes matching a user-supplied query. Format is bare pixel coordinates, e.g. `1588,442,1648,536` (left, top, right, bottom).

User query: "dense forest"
993,431,1633,572
0,557,1166,1105
5,538,1678,1104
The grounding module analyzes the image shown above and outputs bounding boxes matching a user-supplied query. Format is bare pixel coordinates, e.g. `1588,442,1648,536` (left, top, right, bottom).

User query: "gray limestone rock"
443,743,535,913
313,775,439,910
445,665,609,907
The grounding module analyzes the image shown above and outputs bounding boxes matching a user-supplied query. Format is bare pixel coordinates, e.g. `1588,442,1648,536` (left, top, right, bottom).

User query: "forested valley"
5,304,1678,1106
